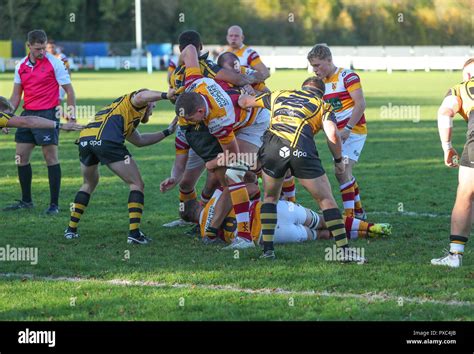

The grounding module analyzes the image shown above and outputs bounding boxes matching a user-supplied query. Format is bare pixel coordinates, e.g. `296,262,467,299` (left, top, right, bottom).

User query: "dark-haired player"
239,77,366,262
64,89,176,244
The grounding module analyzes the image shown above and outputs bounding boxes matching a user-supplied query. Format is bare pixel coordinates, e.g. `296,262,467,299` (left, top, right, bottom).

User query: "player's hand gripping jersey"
79,91,148,144
322,68,367,134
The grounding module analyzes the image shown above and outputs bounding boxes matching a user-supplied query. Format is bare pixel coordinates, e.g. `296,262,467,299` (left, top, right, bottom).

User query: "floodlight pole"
135,0,143,70
135,0,142,50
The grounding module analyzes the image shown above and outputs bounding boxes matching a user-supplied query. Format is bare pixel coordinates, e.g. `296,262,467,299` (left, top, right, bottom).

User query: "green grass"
0,70,473,321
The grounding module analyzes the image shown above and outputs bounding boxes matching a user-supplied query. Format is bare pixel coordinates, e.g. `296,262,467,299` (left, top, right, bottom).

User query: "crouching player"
239,77,366,262
64,89,176,244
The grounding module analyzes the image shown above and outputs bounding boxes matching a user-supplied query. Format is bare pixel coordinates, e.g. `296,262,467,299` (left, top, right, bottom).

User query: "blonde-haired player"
307,44,367,220
431,58,474,268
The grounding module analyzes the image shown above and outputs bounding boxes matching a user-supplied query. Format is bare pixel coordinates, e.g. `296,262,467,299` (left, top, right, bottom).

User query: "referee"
4,29,76,215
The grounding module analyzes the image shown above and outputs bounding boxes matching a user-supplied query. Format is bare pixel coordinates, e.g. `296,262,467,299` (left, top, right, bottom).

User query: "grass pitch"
0,70,472,320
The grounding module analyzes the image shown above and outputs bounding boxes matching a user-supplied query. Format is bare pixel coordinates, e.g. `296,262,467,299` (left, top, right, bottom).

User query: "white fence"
1,46,472,72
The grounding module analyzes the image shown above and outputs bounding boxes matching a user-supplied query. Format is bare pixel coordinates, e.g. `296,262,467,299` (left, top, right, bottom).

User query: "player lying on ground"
179,182,392,247
162,44,270,248
0,96,83,132
64,89,176,244
431,58,474,268
239,76,366,262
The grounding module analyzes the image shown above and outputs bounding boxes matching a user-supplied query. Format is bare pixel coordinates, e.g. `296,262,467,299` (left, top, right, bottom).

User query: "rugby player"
307,44,367,219
165,30,263,228
225,25,270,81
180,183,392,246
46,40,71,101
239,76,366,262
431,58,474,268
0,96,82,131
64,89,176,244
162,44,270,249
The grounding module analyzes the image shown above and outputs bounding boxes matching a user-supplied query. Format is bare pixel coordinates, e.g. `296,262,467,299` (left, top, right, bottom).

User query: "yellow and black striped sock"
323,208,349,248
449,235,468,255
128,190,144,236
68,191,90,232
260,203,277,252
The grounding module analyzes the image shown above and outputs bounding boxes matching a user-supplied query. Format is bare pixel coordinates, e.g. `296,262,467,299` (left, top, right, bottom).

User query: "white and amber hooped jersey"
225,45,263,68
323,68,367,135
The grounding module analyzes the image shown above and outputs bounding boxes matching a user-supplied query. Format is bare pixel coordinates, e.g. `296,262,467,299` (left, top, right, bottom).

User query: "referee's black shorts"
15,108,59,146
258,131,325,179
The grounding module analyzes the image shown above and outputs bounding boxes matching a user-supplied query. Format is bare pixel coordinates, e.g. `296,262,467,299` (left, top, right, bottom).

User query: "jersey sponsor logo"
207,115,233,135
293,149,308,158
332,82,337,90
207,83,230,108
279,146,290,158
89,140,102,146
345,75,359,84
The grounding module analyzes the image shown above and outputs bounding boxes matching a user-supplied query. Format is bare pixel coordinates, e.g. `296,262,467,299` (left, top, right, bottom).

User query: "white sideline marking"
0,273,471,308
369,211,450,218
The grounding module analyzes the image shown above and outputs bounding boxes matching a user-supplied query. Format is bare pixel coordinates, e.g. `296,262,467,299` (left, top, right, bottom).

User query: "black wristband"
334,157,343,163
161,92,168,100
162,128,171,137
55,121,60,129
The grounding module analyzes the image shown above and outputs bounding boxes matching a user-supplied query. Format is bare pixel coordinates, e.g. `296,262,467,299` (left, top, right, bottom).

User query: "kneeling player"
64,89,176,244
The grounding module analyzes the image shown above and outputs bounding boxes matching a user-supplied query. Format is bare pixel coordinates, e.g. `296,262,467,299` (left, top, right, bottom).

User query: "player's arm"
437,91,461,168
62,84,77,120
322,111,344,174
215,68,252,87
251,62,270,81
342,87,365,141
126,116,177,147
341,72,366,141
9,84,23,113
5,115,83,131
238,92,271,109
131,89,173,107
160,153,188,193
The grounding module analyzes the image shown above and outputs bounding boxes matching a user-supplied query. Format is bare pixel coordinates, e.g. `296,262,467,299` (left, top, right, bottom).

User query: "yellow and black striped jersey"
0,111,13,128
254,89,336,148
170,51,222,94
79,92,147,144
446,78,474,127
